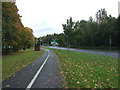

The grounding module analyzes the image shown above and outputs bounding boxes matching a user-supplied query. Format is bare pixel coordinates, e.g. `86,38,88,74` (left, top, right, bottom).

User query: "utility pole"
47,35,49,46
109,35,112,51
39,36,41,46
33,37,35,51
40,37,42,46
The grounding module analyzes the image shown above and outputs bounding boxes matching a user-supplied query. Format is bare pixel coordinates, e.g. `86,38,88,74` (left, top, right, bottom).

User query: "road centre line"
26,49,50,89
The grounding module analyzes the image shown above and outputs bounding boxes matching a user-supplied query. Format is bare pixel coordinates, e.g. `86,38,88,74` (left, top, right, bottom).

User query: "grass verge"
2,48,44,81
48,48,119,88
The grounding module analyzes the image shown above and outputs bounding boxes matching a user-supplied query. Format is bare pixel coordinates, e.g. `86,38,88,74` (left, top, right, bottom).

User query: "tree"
21,27,34,50
61,8,118,49
62,17,75,47
2,2,24,53
96,8,108,23
2,2,34,54
40,8,118,50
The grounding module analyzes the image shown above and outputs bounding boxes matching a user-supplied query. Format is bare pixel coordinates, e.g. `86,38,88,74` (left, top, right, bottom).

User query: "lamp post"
109,35,112,51
40,37,42,46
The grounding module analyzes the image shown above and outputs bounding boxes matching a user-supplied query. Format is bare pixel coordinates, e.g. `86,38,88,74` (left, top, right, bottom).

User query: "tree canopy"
2,2,34,54
41,8,118,50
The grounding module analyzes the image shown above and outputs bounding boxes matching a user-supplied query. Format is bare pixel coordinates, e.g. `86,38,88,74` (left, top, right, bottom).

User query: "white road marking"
26,49,50,89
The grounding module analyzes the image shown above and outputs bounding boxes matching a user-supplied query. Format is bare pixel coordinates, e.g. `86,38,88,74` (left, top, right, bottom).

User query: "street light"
109,35,112,51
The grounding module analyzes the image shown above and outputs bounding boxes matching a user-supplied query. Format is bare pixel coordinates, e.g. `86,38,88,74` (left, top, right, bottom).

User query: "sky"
16,0,119,37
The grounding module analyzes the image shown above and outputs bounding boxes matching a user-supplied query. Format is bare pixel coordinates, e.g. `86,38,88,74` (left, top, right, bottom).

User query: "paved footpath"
2,49,64,89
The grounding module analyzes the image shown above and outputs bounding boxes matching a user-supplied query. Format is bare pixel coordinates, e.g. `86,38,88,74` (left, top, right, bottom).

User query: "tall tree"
96,8,108,23
2,2,34,54
62,17,75,47
2,2,24,53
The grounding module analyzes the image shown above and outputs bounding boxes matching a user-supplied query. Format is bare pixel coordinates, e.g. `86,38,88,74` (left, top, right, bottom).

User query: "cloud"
16,0,119,37
33,27,61,37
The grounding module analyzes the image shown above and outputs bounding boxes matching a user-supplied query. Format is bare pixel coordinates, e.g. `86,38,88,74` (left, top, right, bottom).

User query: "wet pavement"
2,49,64,89
47,46,119,58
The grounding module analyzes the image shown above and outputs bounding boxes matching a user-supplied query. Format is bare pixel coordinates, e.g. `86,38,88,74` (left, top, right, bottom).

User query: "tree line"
2,2,118,54
2,2,34,54
41,9,119,50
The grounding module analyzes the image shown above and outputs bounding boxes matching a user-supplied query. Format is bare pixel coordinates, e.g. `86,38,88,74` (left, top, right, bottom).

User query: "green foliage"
96,9,108,23
21,27,34,49
39,8,118,49
61,8,118,48
49,48,119,88
39,8,118,50
62,17,76,47
41,33,66,47
2,2,34,54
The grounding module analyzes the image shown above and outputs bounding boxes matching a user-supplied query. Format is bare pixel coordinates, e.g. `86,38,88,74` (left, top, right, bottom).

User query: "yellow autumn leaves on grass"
50,48,119,88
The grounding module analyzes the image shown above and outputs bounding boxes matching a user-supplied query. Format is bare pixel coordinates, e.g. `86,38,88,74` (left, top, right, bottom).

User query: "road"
47,46,119,58
2,47,118,89
2,49,64,89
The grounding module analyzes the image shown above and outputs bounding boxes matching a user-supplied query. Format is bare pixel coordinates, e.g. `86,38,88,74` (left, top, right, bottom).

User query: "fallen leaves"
6,85,10,87
76,81,80,85
53,49,118,88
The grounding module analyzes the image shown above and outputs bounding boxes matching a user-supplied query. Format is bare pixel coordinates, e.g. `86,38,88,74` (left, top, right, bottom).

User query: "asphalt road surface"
2,49,64,89
47,46,119,58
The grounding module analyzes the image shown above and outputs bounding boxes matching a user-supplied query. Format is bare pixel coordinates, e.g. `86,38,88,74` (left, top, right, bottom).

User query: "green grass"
2,48,44,80
48,48,119,88
76,46,118,52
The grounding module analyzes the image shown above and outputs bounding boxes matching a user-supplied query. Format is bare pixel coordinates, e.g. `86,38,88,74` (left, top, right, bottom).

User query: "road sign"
50,40,58,46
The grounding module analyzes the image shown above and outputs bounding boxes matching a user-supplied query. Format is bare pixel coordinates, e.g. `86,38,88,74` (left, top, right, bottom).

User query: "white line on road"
26,49,50,89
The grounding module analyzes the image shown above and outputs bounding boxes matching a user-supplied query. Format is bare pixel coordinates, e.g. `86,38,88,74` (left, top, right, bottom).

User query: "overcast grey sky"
16,0,119,37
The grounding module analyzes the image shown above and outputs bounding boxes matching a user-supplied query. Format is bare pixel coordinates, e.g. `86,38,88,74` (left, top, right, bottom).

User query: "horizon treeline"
2,2,34,54
2,2,119,54
41,9,119,50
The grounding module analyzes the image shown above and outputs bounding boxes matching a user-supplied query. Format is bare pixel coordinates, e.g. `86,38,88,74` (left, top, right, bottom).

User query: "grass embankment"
77,46,118,52
48,48,119,88
2,49,44,80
